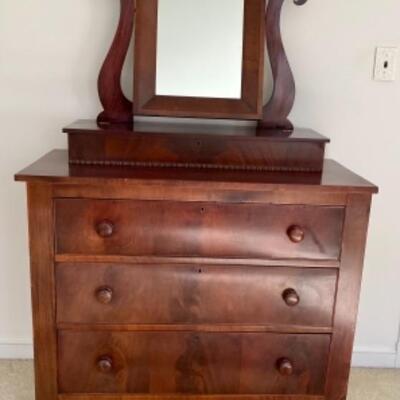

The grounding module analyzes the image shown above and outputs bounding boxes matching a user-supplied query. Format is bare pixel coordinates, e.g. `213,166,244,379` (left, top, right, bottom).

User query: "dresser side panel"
325,193,373,400
27,183,58,399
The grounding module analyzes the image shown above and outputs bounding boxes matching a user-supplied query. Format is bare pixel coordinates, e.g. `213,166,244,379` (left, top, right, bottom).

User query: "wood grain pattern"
55,199,345,260
14,150,378,195
26,183,58,400
16,151,377,400
51,184,349,208
64,120,329,141
65,120,327,173
56,263,337,327
58,395,324,400
325,194,372,400
54,255,340,269
66,132,325,173
133,0,264,119
97,0,134,124
259,0,308,131
58,331,330,395
57,323,333,335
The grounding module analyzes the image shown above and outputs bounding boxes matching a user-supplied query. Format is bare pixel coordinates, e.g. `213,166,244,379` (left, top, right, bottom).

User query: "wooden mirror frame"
97,0,309,131
134,0,265,120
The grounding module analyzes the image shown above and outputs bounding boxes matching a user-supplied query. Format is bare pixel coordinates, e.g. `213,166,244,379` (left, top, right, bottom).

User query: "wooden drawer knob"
276,358,294,376
287,225,305,243
282,288,300,306
96,220,114,238
95,287,113,304
97,356,113,373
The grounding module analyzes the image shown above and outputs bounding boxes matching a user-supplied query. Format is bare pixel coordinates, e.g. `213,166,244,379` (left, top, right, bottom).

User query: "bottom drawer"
58,331,330,395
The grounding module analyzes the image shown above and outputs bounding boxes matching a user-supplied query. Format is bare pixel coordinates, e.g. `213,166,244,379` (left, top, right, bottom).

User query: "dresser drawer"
56,263,336,327
58,331,330,395
55,199,344,260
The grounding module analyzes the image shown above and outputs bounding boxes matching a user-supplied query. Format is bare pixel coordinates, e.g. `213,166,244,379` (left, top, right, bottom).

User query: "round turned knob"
96,220,114,238
276,358,294,376
287,225,305,243
95,287,113,304
97,356,113,373
282,288,300,307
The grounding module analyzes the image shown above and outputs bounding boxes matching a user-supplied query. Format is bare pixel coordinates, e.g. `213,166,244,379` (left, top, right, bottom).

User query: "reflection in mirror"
156,0,245,99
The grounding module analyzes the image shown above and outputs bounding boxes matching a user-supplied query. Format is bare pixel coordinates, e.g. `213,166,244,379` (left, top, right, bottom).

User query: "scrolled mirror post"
258,0,309,133
97,0,135,125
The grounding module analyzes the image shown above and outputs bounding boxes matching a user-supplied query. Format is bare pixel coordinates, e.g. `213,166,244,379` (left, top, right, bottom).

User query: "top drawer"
55,199,344,260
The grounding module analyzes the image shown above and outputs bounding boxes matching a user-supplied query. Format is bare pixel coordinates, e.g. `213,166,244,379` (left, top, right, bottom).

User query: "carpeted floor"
0,360,399,399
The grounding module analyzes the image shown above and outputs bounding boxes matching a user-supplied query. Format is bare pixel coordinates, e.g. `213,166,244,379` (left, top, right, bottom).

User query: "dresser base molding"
58,396,324,400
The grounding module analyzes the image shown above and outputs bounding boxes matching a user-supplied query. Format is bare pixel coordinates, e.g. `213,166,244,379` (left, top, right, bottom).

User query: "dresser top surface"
15,150,377,194
64,119,330,143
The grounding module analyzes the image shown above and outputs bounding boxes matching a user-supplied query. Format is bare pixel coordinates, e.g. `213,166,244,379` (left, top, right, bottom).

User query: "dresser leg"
27,183,58,400
325,193,372,400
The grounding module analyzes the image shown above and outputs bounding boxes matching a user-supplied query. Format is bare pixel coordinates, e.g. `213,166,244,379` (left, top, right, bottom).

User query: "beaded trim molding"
69,159,321,173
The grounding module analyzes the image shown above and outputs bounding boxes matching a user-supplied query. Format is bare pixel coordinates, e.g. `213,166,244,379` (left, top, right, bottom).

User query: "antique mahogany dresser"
16,1,377,400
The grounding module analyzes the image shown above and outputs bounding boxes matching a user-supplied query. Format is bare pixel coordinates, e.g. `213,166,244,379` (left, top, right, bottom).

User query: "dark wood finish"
64,119,329,141
56,263,337,327
287,226,305,244
65,120,327,172
95,287,114,305
324,194,373,400
96,220,115,238
276,359,294,377
55,199,344,260
259,0,309,131
282,289,300,307
97,356,114,373
16,4,377,400
55,255,340,270
17,152,377,400
58,396,324,400
14,150,378,195
26,183,58,400
58,331,330,395
58,323,332,335
97,0,134,125
134,0,265,119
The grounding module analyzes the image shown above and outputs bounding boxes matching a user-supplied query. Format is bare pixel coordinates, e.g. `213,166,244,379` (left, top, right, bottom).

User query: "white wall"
0,0,399,366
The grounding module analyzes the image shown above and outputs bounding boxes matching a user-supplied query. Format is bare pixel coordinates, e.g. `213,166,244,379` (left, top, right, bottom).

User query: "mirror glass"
156,0,245,99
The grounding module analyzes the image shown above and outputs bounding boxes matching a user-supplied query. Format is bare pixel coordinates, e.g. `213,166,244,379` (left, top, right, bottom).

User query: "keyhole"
384,61,389,69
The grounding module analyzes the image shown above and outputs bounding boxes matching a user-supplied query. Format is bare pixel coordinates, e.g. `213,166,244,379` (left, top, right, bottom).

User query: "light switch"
374,47,398,81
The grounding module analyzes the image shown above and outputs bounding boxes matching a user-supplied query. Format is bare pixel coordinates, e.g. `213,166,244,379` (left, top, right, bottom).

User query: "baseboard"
0,341,399,368
352,346,398,368
0,339,33,359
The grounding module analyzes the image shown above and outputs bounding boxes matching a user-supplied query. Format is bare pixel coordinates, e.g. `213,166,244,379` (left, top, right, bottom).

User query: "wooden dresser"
16,149,377,400
15,1,378,398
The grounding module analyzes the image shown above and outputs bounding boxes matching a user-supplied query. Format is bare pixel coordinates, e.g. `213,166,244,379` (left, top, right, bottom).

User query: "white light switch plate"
374,47,398,81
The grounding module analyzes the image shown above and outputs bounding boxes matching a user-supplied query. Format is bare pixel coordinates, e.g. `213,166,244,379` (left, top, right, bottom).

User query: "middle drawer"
56,263,337,327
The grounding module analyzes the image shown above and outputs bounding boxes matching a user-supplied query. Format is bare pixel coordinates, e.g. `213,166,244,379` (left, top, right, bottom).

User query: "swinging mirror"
134,0,265,119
